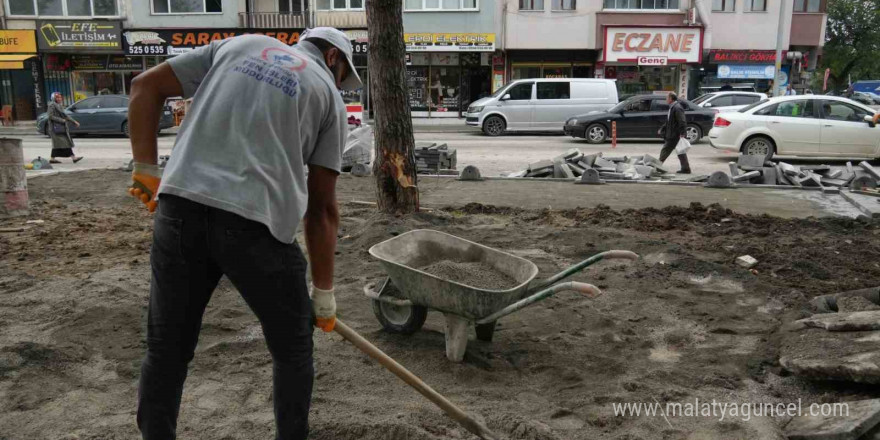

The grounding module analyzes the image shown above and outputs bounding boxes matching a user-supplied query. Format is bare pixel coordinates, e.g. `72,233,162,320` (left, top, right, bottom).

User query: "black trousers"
137,194,314,440
659,137,691,172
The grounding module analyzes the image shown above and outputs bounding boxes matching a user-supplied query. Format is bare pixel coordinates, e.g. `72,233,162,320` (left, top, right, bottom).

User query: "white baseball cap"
300,27,363,91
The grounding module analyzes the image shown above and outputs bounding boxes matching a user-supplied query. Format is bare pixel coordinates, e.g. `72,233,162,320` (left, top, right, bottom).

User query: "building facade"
402,0,496,117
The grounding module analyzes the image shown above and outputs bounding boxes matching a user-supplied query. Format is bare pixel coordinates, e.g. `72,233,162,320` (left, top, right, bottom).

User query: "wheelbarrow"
365,229,639,362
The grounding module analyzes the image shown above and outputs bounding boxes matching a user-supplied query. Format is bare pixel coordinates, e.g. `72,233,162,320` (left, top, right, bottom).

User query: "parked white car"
709,96,879,161
692,91,768,112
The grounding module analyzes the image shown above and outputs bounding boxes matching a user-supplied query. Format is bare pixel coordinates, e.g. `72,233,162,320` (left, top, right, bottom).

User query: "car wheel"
685,124,702,144
585,123,607,144
122,121,130,138
742,136,775,163
482,115,505,137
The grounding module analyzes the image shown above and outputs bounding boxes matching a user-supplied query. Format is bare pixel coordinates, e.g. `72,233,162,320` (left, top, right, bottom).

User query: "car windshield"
692,93,715,105
738,98,770,113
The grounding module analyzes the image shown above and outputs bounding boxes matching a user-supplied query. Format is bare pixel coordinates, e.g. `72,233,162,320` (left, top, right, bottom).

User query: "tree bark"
366,0,419,214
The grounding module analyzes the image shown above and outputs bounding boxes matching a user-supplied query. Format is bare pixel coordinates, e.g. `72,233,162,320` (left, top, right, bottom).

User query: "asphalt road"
20,130,877,177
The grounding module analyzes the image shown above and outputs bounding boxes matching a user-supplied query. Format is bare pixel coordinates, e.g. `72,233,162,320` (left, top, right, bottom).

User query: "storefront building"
35,20,140,104
403,0,496,118
404,33,494,118
696,50,781,95
0,30,43,120
121,27,368,120
597,26,703,100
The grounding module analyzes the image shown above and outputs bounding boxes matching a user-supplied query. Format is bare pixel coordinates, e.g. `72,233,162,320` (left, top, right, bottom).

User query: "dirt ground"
2,170,880,440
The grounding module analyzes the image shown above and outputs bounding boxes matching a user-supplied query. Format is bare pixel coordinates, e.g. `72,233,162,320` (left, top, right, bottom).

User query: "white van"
465,78,619,136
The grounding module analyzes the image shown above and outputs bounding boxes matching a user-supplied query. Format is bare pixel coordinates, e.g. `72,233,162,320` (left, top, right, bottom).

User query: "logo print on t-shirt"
261,47,308,72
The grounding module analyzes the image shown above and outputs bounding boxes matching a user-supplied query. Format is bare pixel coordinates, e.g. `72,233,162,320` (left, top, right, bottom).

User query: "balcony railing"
240,12,310,28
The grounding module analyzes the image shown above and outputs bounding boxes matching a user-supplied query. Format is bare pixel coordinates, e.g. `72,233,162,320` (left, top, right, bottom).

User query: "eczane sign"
604,27,702,64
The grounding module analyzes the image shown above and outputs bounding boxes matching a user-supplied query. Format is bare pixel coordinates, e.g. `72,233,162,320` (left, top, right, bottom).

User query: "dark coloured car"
563,95,717,144
37,95,174,137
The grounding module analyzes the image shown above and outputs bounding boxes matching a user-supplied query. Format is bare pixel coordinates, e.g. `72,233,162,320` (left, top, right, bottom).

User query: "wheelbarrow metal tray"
368,230,539,319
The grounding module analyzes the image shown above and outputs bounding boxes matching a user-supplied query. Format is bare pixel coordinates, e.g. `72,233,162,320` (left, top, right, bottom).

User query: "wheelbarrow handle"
333,319,500,440
529,250,639,293
475,281,601,325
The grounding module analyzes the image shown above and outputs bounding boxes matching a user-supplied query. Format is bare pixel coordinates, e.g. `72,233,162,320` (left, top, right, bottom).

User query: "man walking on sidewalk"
657,92,691,174
126,27,361,439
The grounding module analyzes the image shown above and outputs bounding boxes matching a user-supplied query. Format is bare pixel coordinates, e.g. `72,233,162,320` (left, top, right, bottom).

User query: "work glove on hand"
129,162,160,213
310,284,336,332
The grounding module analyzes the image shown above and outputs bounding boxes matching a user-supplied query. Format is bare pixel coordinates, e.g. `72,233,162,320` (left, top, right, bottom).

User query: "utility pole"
773,0,789,96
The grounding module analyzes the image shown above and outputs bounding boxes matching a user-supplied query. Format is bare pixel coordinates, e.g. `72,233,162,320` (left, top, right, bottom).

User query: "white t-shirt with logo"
159,35,346,244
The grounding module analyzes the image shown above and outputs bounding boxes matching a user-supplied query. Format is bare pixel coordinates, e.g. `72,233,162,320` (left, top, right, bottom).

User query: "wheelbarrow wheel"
371,299,428,335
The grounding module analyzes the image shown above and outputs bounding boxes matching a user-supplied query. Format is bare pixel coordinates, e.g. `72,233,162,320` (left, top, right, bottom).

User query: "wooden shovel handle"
333,319,499,440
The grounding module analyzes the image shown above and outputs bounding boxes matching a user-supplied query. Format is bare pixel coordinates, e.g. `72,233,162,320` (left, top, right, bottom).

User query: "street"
21,129,876,177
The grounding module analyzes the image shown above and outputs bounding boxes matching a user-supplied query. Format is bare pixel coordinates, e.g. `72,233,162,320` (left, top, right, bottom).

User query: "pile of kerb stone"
724,154,880,190
415,142,458,174
508,149,674,181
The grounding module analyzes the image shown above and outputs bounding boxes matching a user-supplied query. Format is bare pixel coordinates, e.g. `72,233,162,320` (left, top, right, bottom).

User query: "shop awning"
0,54,36,70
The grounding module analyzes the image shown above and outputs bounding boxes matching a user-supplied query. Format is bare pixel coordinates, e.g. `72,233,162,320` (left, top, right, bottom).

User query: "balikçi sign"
603,27,702,64
708,50,784,64
37,21,122,52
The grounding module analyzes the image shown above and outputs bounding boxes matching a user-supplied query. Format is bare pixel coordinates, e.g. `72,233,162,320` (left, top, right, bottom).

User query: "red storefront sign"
708,50,786,64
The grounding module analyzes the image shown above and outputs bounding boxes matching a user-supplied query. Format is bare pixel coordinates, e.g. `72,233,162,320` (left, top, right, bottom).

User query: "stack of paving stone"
415,142,457,174
508,149,673,181
726,154,880,190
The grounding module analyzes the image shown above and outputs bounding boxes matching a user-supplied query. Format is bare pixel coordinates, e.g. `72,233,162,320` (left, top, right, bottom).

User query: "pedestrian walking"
785,84,797,96
47,92,82,164
657,92,691,174
127,27,359,440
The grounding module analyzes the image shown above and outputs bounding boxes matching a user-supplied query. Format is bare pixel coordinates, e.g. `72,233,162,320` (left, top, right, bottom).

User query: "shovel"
333,319,499,440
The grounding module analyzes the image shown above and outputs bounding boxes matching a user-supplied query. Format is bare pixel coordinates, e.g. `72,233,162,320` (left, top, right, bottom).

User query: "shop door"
460,67,491,110
11,70,36,120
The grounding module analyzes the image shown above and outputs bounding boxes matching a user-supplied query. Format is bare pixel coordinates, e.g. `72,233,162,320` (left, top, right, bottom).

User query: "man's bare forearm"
129,63,183,165
304,203,339,290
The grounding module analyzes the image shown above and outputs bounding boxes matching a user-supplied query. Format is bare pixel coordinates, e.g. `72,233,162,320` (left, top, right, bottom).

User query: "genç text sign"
604,27,703,64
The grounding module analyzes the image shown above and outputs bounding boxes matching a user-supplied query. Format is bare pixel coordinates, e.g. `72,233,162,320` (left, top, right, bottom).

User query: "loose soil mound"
421,260,519,290
2,171,879,440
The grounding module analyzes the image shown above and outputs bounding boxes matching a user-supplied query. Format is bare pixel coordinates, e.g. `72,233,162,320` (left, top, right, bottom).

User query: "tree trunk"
366,0,419,214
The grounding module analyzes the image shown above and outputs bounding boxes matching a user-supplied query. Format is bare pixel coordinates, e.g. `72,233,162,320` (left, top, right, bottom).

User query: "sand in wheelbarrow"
420,259,519,290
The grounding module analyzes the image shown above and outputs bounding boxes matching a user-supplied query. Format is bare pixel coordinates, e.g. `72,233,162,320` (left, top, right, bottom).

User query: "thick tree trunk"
366,0,419,214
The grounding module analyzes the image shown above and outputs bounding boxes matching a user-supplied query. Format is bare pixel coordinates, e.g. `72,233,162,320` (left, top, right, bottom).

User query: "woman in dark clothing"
48,92,82,164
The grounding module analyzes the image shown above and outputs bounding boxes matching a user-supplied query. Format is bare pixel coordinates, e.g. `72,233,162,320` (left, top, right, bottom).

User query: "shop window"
749,0,765,11
506,82,533,100
552,0,575,9
519,0,543,10
794,0,821,12
152,0,221,14
537,82,570,100
317,0,362,10
712,0,734,11
406,67,428,112
279,0,306,12
512,66,540,80
404,0,477,9
603,0,679,9
543,66,571,78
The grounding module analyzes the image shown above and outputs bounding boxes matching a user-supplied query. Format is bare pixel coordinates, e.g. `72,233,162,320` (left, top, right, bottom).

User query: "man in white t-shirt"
126,27,361,440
